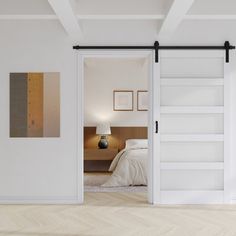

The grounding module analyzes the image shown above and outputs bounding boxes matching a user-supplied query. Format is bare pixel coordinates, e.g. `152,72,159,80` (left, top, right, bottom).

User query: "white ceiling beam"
0,15,58,20
185,14,236,20
0,14,165,20
47,0,82,41
158,0,195,40
77,14,165,20
1,14,236,21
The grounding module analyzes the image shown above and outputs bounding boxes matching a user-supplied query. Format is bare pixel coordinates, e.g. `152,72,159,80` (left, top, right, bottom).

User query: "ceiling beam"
185,15,236,20
77,14,165,20
158,0,195,40
1,14,236,21
0,15,58,20
47,0,82,41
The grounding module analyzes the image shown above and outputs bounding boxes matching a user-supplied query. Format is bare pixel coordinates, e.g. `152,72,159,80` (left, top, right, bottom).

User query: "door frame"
77,50,158,204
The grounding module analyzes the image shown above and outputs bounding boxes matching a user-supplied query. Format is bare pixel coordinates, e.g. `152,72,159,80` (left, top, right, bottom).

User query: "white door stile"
77,53,84,204
223,56,231,203
148,50,161,204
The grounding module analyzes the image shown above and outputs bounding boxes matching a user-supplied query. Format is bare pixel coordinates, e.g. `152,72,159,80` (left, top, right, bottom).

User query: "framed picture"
137,90,148,111
113,90,133,111
10,72,60,137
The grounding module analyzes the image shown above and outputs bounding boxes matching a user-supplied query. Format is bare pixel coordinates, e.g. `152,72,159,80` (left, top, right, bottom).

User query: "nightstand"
84,149,119,172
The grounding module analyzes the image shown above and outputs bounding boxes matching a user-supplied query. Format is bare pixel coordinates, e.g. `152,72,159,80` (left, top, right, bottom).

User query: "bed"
102,139,148,187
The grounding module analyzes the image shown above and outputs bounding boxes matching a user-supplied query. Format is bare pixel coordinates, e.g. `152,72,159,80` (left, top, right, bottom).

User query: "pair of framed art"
113,90,148,111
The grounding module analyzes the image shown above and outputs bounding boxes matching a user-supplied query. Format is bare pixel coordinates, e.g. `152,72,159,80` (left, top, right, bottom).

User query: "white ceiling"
188,0,236,15
0,0,235,44
75,0,173,15
0,0,54,14
0,0,235,15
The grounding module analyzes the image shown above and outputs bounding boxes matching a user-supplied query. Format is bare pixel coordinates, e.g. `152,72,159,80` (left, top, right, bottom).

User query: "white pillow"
125,139,148,149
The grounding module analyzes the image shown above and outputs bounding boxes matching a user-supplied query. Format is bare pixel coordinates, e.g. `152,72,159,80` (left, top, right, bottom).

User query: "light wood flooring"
1,192,236,236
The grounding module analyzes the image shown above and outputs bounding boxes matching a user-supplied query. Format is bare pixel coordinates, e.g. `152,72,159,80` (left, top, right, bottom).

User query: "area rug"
84,174,147,192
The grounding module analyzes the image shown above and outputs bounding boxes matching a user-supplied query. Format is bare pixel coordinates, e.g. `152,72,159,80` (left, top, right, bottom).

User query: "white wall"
0,18,236,202
84,58,148,127
0,21,78,202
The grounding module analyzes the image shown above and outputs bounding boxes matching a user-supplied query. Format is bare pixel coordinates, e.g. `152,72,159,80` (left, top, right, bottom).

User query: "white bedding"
102,146,148,187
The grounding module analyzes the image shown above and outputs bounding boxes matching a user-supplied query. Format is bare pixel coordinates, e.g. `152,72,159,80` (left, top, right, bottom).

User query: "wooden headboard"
84,127,147,150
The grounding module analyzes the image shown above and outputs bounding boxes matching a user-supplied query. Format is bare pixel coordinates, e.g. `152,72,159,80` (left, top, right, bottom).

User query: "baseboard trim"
0,196,80,204
1,195,235,205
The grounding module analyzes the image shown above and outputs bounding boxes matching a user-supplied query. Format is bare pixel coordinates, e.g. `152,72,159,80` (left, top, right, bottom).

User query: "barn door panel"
153,50,229,204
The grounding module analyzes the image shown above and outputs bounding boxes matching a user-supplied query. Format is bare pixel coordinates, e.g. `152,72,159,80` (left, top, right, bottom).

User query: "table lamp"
96,123,111,149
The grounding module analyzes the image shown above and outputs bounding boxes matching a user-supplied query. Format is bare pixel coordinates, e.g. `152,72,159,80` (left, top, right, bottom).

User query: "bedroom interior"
83,57,149,195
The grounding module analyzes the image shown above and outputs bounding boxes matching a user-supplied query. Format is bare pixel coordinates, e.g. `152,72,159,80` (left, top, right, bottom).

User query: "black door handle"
155,121,158,133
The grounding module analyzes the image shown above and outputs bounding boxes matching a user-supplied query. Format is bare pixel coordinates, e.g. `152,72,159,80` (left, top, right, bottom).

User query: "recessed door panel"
152,50,228,204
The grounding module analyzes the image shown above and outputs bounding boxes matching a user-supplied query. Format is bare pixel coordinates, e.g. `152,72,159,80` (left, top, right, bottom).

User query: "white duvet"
102,146,148,187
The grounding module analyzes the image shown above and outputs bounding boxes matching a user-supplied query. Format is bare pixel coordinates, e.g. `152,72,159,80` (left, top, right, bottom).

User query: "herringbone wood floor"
0,192,236,236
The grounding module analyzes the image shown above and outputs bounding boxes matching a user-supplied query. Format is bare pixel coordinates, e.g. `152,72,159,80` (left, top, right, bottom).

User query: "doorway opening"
78,51,155,204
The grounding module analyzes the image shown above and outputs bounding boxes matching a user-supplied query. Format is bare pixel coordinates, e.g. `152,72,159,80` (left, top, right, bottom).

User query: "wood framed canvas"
10,72,60,137
113,90,133,111
137,90,148,111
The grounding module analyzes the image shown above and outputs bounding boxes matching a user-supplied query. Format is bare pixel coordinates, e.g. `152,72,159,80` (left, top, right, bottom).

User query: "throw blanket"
102,146,148,187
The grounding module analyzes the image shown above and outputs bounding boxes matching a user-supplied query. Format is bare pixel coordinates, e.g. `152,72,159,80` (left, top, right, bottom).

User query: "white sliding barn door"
153,50,231,204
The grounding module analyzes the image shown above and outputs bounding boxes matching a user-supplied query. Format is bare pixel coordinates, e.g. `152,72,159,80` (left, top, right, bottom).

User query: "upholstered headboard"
84,127,147,150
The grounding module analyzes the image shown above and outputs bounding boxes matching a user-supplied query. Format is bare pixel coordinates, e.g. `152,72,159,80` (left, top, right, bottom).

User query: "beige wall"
84,58,149,127
43,72,60,137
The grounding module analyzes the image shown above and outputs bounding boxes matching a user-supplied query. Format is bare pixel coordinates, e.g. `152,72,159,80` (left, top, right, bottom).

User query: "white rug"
84,174,147,192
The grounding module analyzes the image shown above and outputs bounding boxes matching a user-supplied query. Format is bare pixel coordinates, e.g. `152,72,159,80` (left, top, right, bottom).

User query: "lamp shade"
96,123,111,135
